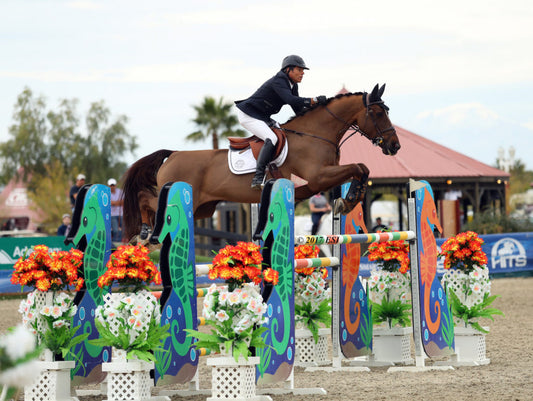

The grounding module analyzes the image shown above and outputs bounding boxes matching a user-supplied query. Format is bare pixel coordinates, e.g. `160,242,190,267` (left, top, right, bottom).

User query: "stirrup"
251,173,266,189
139,223,151,240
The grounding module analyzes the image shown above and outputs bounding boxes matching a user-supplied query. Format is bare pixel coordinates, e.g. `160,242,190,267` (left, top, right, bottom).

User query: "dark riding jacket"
235,71,313,123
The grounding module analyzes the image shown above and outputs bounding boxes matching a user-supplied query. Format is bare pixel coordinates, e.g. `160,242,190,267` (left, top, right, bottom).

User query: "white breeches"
237,109,278,145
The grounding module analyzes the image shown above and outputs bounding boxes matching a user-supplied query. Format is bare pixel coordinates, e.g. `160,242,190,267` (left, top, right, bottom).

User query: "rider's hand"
316,95,327,105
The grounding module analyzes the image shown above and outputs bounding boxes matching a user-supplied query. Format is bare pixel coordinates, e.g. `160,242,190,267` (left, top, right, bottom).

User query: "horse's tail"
122,149,174,241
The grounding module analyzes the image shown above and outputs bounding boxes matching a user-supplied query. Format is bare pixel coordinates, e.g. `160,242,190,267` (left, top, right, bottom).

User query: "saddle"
228,127,286,160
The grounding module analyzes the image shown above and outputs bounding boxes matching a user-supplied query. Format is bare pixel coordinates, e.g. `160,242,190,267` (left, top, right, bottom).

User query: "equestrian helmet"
281,55,309,70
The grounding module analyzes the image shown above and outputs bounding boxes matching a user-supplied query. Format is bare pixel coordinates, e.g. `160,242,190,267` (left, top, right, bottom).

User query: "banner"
0,236,70,293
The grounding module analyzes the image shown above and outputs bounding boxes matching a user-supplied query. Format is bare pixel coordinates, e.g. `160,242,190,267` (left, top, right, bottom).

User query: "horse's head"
358,84,400,156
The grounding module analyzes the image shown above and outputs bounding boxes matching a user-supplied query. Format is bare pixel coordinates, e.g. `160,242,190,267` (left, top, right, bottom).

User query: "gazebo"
338,124,510,235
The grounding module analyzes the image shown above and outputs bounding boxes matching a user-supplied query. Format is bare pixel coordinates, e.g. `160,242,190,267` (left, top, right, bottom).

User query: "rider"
235,55,327,189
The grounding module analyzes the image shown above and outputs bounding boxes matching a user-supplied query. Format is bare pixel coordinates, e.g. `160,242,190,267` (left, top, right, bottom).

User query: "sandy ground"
2,276,532,401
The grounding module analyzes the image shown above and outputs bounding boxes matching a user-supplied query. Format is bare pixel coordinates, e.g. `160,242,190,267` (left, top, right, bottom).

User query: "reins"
281,95,395,156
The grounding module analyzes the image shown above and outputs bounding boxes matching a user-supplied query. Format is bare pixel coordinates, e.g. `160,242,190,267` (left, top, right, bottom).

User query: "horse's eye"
83,217,88,226
269,212,274,222
166,215,171,224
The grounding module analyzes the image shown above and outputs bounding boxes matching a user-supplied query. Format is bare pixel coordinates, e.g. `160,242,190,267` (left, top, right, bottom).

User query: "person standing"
69,174,86,211
372,217,388,232
57,214,71,236
235,55,327,189
309,192,332,235
108,178,124,242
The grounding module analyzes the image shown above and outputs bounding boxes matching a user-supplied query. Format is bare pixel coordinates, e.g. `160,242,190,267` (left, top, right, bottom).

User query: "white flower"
0,325,36,360
0,360,42,387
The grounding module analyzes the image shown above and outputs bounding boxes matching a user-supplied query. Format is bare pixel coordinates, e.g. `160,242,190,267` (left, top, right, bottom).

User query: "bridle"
282,95,396,156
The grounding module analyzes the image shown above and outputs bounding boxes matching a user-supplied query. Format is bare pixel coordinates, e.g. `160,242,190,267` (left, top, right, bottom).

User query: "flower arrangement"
97,244,162,291
91,244,168,362
293,245,331,343
439,231,488,273
366,237,410,273
439,232,503,332
365,238,411,328
0,325,42,401
187,242,278,361
11,245,84,292
187,283,269,361
207,241,279,291
18,291,88,360
91,291,169,362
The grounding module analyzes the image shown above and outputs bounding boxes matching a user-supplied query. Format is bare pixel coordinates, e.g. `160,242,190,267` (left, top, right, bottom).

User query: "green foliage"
187,96,245,149
90,318,170,363
294,299,331,343
185,324,268,362
0,87,138,228
41,322,89,361
463,210,533,234
448,289,504,333
371,297,412,328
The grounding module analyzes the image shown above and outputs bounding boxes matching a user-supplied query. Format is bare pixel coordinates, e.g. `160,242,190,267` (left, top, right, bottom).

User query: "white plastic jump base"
207,356,272,401
346,327,414,368
434,326,490,367
24,360,79,401
102,356,169,401
294,328,331,367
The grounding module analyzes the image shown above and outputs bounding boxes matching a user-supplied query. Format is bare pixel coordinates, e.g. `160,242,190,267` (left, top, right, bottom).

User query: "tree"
186,96,245,149
0,87,138,232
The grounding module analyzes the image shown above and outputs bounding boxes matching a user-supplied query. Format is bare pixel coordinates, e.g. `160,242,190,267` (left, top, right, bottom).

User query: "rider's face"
288,67,305,84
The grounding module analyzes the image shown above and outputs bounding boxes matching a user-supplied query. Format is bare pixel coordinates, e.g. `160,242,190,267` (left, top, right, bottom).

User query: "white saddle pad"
228,142,288,175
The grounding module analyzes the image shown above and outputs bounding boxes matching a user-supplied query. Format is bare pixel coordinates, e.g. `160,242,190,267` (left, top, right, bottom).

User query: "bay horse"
123,84,400,241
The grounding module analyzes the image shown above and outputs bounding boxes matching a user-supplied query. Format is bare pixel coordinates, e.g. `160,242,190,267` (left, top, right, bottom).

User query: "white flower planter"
294,328,330,367
206,356,267,401
102,348,168,401
371,327,413,365
451,326,490,365
24,359,78,401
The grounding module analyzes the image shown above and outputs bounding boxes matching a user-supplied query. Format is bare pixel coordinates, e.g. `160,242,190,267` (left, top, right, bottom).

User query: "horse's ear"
369,84,379,103
378,84,386,99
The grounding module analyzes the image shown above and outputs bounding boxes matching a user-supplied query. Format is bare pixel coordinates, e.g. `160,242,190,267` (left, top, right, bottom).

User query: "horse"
123,84,400,241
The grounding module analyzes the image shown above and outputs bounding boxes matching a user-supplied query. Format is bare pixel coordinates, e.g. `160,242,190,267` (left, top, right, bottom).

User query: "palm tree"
187,96,245,149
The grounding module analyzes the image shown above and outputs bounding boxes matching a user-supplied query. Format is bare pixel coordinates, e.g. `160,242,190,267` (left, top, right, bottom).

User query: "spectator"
372,217,388,232
309,192,332,235
70,174,86,211
57,214,71,236
108,178,124,242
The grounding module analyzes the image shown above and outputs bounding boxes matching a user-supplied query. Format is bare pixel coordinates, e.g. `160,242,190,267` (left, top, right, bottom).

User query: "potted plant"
293,245,331,366
439,231,503,330
365,236,413,365
12,245,88,400
188,241,278,361
186,241,278,400
90,244,170,401
439,231,503,365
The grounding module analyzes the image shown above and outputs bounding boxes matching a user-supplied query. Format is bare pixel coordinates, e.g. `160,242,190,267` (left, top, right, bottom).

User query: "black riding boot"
251,139,276,189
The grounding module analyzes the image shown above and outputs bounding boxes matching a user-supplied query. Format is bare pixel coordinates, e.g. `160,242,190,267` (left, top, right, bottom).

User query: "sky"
1,0,532,175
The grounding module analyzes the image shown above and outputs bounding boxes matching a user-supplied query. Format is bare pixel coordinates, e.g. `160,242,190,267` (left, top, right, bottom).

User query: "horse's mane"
285,91,365,123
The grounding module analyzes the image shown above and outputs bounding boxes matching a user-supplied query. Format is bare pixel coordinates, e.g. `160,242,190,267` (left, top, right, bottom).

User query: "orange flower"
366,236,410,273
439,231,487,272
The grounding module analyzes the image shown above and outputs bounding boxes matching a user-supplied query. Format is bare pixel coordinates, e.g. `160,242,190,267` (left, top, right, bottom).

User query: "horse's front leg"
307,163,370,215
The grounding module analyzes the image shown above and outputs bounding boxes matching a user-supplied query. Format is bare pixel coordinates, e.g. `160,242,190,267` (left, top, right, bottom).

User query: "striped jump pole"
295,231,416,246
294,257,339,269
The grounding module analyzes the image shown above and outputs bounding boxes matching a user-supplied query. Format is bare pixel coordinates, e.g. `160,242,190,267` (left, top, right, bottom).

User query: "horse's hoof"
333,198,346,215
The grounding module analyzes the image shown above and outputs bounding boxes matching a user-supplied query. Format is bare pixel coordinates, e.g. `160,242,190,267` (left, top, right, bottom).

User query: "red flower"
439,231,487,272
